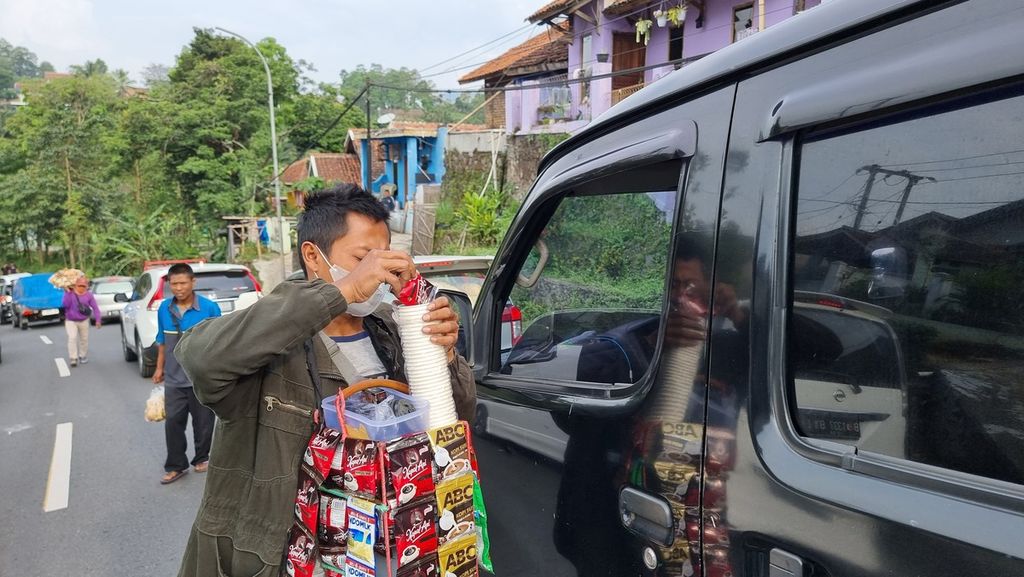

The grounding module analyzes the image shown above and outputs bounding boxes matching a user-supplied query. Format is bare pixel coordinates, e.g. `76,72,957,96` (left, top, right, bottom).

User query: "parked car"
11,273,64,330
120,261,261,377
450,3,1024,576
88,276,135,322
1,272,31,324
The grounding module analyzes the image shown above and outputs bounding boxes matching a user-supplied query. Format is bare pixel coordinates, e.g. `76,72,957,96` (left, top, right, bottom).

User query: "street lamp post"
215,27,287,279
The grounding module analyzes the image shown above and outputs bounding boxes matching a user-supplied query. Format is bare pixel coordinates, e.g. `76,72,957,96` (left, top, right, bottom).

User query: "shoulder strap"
303,339,324,405
317,331,362,386
169,305,183,336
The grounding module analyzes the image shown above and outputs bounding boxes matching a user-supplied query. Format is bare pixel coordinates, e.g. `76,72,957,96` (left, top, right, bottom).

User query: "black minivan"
450,1,1024,575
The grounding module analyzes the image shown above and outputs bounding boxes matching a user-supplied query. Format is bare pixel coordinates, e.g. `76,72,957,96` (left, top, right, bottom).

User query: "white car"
119,261,262,378
0,272,31,324
88,276,135,322
790,292,908,458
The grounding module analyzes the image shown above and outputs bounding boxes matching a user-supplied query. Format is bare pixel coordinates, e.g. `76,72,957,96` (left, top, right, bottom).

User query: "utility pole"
853,164,935,230
366,82,372,192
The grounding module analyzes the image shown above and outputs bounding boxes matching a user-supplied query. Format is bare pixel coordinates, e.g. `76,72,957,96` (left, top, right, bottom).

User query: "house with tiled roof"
459,22,572,131
466,0,821,135
280,152,363,207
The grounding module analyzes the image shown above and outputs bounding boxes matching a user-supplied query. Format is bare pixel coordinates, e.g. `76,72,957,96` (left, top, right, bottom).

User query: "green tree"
70,58,109,77
339,64,485,125
283,83,363,153
0,39,41,78
3,75,120,267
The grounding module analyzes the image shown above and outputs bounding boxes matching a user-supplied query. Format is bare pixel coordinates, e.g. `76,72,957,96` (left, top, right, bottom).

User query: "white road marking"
40,335,52,345
54,358,70,378
43,422,73,512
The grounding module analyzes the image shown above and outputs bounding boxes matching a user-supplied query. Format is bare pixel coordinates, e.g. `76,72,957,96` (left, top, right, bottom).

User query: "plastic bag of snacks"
144,386,165,422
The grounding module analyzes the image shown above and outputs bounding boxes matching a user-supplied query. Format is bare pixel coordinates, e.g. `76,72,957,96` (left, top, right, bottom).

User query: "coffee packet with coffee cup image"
437,532,478,577
387,434,436,508
427,421,472,483
396,552,440,577
341,438,382,500
434,474,474,546
394,500,438,568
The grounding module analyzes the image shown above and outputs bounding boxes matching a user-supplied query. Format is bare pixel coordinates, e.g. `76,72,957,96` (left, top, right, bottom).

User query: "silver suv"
119,261,261,377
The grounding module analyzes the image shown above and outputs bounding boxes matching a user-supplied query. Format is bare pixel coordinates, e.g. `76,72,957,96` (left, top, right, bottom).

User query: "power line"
876,148,1024,168
370,57,692,95
419,23,536,73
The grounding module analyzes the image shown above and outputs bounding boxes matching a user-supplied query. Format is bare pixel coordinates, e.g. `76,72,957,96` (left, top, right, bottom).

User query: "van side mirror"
114,293,129,303
436,289,473,360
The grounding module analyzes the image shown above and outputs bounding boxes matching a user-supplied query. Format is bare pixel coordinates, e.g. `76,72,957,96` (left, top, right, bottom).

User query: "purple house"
469,0,822,135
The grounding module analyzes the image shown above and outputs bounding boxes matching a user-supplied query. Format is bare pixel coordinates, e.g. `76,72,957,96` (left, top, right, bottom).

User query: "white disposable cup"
396,303,456,426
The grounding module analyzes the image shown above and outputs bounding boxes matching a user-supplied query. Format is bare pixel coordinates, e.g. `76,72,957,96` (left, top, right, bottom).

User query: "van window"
790,89,1024,485
501,176,678,385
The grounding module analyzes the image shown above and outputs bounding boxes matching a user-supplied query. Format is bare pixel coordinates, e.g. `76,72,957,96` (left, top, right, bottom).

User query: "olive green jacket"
174,279,476,577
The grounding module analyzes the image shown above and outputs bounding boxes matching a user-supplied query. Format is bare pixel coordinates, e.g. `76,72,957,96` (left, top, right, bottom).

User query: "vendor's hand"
333,250,416,305
665,302,706,348
95,321,101,329
152,368,164,384
422,296,460,362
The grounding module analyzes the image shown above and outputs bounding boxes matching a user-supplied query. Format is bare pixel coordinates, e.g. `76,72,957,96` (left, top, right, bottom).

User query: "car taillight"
148,277,166,311
502,305,523,346
246,271,263,295
23,309,33,317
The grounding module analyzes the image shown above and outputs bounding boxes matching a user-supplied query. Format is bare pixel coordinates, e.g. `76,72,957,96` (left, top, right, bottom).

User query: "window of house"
733,5,755,42
499,162,681,386
669,26,684,62
789,87,1024,486
580,33,593,103
581,33,593,69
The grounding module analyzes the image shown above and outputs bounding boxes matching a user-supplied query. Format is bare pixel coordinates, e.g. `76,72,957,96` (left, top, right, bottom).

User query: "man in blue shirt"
153,263,222,484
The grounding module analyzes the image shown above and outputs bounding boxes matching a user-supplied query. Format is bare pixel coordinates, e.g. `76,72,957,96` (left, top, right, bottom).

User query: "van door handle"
619,487,674,546
769,548,805,577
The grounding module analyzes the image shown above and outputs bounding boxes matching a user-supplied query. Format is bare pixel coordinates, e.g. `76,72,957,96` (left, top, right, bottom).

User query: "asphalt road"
0,320,203,576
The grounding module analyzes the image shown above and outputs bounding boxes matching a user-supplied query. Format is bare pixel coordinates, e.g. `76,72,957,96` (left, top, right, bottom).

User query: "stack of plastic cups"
647,345,700,422
395,303,459,428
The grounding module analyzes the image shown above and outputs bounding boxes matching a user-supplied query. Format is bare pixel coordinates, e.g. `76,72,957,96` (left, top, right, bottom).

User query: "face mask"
314,245,394,317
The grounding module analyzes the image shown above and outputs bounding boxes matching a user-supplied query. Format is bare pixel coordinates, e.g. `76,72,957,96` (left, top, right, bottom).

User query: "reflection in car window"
503,187,677,385
790,88,1024,485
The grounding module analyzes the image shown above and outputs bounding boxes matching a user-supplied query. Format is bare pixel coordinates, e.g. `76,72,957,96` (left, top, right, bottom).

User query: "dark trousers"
164,385,216,472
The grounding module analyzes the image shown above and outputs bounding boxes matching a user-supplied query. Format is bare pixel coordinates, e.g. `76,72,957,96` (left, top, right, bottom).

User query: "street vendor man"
174,183,476,577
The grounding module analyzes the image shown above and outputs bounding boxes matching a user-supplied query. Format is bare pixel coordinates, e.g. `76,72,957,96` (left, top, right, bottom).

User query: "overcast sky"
0,0,544,89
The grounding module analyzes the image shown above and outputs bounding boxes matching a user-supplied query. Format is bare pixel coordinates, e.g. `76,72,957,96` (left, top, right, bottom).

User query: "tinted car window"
162,270,255,299
134,274,151,301
93,281,134,295
790,88,1024,485
502,182,677,385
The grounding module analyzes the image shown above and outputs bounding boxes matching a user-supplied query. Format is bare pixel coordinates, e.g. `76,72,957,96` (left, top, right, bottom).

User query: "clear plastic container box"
321,389,429,441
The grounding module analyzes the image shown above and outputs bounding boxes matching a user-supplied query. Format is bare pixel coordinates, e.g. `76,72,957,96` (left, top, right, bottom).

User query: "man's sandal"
161,469,188,485
193,461,209,473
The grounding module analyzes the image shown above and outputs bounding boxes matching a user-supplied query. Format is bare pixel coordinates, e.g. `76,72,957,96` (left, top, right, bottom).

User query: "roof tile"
459,23,571,84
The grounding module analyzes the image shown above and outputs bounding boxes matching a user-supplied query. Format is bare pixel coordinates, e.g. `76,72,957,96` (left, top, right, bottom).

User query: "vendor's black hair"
297,183,390,273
